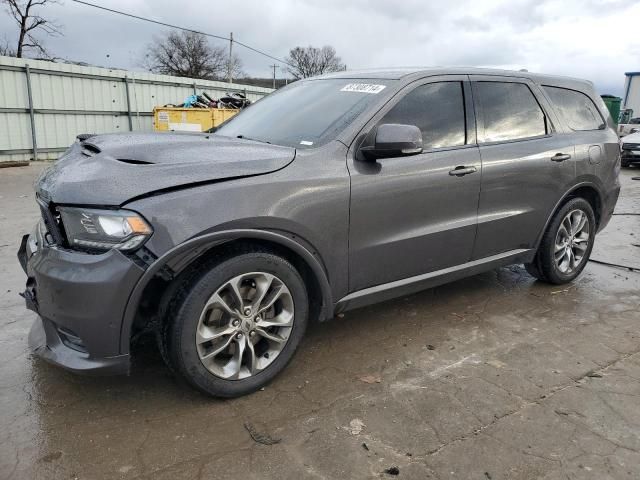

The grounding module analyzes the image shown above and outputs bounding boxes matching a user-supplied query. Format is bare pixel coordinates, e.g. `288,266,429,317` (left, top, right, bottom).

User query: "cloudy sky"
1,0,638,95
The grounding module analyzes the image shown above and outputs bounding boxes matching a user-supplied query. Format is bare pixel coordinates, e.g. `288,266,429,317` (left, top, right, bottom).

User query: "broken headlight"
58,207,152,252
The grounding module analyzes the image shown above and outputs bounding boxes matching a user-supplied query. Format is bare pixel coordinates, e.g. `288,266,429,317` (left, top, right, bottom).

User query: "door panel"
347,77,480,292
472,136,576,259
349,147,482,291
470,77,576,260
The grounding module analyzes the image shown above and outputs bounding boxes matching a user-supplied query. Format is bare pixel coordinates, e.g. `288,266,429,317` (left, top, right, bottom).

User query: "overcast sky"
1,0,638,95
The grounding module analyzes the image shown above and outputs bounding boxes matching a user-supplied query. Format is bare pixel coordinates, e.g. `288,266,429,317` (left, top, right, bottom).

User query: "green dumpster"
601,95,621,125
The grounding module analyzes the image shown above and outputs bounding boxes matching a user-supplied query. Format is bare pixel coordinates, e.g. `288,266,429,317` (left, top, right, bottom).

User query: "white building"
623,72,640,117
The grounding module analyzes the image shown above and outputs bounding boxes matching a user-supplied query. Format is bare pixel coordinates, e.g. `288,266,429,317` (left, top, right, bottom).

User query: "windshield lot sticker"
341,83,386,94
300,140,314,146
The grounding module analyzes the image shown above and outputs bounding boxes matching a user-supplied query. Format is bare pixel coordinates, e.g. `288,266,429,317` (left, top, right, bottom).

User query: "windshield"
216,79,395,148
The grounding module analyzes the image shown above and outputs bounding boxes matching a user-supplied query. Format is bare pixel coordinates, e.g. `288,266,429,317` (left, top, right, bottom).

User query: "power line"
69,0,289,66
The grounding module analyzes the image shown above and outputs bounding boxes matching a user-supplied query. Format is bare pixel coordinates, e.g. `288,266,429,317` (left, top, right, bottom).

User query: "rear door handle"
551,153,571,162
449,165,477,176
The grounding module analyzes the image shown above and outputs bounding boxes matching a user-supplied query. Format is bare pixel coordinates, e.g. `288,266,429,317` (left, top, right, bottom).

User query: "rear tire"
524,260,547,282
526,198,596,285
164,249,309,398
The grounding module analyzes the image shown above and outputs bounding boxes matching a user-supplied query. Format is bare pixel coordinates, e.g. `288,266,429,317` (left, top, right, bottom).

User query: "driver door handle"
551,153,571,162
449,165,477,177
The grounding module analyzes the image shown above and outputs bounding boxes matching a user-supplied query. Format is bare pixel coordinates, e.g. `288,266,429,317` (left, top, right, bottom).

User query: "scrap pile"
163,91,251,110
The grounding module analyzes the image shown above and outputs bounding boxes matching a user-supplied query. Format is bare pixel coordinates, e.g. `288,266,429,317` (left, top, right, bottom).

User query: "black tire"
524,260,547,282
164,249,309,398
526,197,596,285
621,159,630,168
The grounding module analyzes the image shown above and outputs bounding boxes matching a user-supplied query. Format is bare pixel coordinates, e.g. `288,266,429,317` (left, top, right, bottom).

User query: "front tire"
165,250,309,398
526,197,596,285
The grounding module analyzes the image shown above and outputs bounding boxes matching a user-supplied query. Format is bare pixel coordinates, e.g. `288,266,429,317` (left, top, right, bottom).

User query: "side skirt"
335,248,535,314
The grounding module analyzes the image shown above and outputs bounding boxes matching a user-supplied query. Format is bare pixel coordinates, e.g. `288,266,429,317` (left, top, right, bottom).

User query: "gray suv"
18,68,621,397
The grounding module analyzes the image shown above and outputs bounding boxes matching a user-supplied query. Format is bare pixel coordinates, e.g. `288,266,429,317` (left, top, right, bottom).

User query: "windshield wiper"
236,135,271,144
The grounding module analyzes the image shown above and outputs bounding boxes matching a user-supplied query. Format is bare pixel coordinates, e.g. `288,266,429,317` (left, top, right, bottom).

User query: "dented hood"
36,132,296,205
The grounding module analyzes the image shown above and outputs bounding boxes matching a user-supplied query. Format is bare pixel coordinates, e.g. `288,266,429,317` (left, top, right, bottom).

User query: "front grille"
622,143,640,150
37,197,65,245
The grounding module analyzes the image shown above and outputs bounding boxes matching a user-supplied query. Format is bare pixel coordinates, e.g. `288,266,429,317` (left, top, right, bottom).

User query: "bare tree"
226,53,245,81
3,0,62,58
285,45,346,79
144,30,244,81
0,37,16,56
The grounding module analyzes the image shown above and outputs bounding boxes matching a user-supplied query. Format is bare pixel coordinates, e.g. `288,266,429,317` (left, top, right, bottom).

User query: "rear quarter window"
543,86,605,131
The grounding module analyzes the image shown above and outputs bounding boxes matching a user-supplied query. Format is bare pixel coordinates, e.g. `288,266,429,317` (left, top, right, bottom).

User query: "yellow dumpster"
212,108,238,127
153,107,238,132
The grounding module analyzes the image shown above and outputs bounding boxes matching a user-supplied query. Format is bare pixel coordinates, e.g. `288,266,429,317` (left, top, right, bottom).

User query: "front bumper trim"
29,316,130,375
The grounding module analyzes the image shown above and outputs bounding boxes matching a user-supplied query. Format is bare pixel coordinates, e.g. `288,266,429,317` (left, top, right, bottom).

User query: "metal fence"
0,56,273,163
623,72,640,116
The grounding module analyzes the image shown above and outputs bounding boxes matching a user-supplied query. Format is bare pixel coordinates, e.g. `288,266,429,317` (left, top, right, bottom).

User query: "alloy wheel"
554,209,590,274
195,272,294,380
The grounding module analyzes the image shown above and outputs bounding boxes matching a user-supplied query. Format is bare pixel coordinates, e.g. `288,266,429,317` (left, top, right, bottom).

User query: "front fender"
119,229,334,355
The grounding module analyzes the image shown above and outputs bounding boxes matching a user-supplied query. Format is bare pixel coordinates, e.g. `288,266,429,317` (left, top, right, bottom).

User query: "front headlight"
58,207,152,252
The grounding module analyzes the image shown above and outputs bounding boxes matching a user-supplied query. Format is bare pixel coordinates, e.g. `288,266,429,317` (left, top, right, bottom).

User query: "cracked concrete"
1,164,639,480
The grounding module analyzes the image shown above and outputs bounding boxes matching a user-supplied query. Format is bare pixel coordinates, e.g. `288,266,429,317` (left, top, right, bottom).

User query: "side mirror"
360,123,423,160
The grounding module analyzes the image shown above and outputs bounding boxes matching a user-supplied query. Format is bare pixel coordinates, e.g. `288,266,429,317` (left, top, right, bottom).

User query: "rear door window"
379,82,466,150
543,86,604,131
474,82,547,143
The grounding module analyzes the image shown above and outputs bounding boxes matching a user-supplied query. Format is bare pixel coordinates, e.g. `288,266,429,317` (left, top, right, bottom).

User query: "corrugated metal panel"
0,55,271,93
0,68,29,109
35,113,129,148
32,73,128,111
624,75,640,115
0,112,32,150
0,55,273,163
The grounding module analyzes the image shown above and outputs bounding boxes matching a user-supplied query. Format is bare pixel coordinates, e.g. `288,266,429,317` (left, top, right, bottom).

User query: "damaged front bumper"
18,224,145,375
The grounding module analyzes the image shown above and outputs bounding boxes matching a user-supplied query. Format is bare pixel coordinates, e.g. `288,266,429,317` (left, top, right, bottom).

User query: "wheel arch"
534,182,604,250
120,229,334,355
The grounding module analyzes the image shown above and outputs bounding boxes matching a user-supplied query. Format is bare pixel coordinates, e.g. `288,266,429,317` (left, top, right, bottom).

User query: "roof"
316,67,594,90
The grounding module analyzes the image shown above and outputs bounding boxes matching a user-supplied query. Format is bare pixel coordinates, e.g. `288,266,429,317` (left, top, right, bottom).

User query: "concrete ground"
1,164,639,480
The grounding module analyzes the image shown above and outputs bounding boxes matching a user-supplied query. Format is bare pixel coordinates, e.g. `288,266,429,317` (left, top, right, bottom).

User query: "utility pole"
281,67,289,85
228,32,233,84
270,64,278,89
